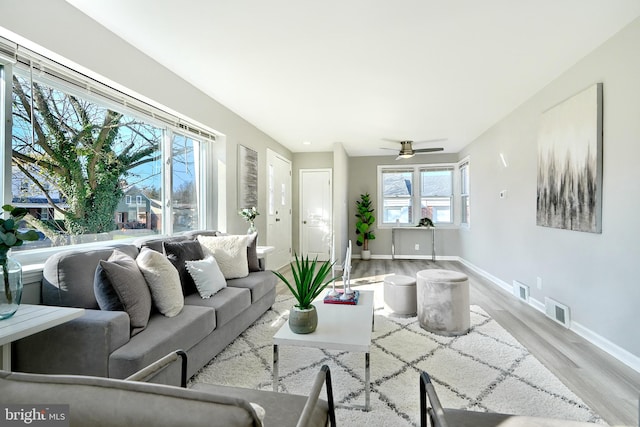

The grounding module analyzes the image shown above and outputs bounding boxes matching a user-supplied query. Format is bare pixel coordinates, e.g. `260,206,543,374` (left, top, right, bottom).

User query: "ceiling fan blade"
413,138,448,145
380,147,398,151
414,148,444,153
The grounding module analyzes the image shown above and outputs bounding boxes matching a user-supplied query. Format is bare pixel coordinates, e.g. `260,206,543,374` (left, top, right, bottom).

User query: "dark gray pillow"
247,232,260,272
94,264,125,312
98,250,152,336
163,240,205,296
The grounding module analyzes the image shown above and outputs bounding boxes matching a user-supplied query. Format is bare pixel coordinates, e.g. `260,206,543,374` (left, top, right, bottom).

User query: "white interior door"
266,149,292,270
300,169,332,261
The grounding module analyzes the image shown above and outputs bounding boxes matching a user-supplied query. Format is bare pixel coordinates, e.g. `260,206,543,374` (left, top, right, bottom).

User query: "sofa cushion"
184,286,251,328
163,240,205,296
108,305,216,379
226,271,277,303
98,250,152,336
185,256,227,298
42,244,139,308
197,235,249,279
136,247,184,317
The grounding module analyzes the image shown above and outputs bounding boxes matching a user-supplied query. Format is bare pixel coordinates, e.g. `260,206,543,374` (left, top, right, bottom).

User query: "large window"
420,167,453,224
380,169,413,225
2,38,215,253
379,163,465,227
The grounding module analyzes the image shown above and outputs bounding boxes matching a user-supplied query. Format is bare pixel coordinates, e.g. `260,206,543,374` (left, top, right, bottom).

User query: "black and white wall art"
238,144,258,209
536,83,603,233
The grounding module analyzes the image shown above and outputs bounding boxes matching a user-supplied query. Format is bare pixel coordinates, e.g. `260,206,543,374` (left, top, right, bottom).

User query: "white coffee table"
272,290,374,410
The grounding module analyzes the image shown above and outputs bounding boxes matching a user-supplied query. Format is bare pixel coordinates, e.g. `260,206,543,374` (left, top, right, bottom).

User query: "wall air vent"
545,297,571,328
513,280,529,302
513,280,530,302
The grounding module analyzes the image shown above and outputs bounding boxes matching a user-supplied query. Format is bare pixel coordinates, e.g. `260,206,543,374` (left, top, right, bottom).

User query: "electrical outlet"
414,244,420,251
537,277,543,290
499,190,507,199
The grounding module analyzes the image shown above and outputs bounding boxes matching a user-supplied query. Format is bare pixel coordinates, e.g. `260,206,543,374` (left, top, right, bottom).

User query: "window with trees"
2,39,215,253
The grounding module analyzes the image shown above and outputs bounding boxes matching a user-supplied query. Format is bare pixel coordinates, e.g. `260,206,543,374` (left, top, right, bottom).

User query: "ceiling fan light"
397,153,414,159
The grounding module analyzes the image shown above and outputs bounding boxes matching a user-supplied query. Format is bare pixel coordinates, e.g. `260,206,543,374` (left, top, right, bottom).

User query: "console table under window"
391,227,436,261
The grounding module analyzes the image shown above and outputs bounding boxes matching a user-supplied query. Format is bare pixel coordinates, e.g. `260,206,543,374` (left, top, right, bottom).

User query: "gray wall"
292,152,334,255
348,154,461,258
332,143,350,265
0,0,292,242
459,17,640,361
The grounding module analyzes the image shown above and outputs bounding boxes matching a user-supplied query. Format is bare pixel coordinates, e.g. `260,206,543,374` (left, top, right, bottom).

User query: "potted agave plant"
0,205,39,319
273,254,339,334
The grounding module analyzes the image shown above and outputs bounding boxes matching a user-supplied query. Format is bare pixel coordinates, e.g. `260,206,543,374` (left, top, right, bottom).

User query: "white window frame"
378,162,464,229
459,157,470,228
0,35,217,265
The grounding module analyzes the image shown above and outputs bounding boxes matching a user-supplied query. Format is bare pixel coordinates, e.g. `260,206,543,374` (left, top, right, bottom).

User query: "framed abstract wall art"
536,83,603,233
238,144,258,210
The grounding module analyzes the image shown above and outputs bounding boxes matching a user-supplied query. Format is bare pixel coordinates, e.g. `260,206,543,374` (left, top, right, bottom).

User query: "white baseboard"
458,256,640,374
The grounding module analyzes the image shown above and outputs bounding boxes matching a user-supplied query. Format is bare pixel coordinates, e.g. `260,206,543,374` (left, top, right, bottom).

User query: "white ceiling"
65,0,640,157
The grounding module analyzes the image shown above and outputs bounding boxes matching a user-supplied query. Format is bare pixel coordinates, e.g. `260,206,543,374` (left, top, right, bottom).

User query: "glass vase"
0,256,23,320
247,221,257,235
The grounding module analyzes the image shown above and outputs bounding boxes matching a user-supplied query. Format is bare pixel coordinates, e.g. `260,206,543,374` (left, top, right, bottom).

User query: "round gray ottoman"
383,275,417,316
416,269,470,336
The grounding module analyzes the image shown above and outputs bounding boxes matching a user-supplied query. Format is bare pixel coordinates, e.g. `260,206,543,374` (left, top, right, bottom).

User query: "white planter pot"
361,250,371,260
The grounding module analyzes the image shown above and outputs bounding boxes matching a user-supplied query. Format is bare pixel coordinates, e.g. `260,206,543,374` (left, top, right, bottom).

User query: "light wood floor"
274,259,640,426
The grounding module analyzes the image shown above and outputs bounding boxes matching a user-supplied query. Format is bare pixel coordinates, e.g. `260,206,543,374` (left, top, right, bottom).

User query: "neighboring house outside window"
378,163,465,227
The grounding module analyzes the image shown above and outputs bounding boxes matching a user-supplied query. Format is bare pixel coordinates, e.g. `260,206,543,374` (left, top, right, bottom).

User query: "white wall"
459,17,640,364
0,0,292,240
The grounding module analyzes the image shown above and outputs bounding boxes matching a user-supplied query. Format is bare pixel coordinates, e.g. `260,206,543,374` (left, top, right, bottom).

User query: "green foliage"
273,254,339,309
1,205,40,303
12,76,160,236
355,193,376,249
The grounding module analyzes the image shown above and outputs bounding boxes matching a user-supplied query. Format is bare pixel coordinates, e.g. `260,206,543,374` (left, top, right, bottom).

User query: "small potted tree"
273,254,339,334
355,193,376,260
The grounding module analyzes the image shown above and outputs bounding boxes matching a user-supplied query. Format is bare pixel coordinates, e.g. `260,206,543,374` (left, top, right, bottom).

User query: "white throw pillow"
185,256,227,298
198,235,249,279
135,247,184,317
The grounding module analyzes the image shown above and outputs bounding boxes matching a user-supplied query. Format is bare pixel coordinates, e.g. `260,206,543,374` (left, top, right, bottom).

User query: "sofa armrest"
13,309,130,378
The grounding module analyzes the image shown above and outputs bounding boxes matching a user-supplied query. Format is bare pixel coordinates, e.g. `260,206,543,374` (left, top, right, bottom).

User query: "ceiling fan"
381,138,446,160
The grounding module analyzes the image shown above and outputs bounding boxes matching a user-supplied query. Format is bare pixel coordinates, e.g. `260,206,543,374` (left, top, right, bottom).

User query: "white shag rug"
191,284,603,426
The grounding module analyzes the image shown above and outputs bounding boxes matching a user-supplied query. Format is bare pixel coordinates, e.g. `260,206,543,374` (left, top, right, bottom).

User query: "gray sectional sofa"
12,231,277,385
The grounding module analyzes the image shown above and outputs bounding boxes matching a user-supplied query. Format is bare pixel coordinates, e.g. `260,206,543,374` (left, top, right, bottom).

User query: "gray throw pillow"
163,240,205,296
247,232,260,272
98,250,152,336
94,264,125,312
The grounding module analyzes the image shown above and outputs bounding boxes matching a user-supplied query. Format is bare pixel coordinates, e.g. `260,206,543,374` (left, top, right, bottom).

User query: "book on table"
323,290,359,305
